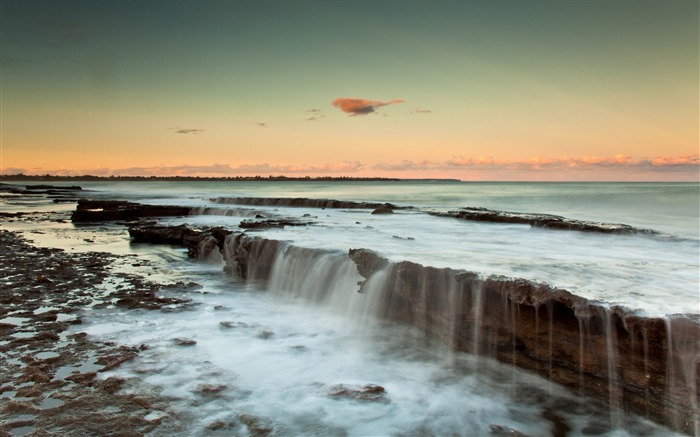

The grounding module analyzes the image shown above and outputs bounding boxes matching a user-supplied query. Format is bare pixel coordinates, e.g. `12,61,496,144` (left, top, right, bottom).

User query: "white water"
81,257,679,436
1,180,697,436
65,180,695,317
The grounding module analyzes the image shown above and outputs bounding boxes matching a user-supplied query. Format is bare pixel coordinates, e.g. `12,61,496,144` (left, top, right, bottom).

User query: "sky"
1,0,698,181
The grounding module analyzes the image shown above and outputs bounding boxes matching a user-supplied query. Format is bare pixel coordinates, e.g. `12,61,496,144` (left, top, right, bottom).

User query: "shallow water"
82,267,680,436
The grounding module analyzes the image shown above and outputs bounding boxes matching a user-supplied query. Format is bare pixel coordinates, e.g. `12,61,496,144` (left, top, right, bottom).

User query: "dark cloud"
332,97,405,116
175,128,203,134
306,108,322,113
255,122,267,128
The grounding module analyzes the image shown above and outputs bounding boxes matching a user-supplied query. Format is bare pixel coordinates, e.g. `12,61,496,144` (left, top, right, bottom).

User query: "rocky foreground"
0,222,194,436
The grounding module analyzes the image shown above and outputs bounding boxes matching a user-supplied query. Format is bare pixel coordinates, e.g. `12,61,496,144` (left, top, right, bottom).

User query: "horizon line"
1,173,698,184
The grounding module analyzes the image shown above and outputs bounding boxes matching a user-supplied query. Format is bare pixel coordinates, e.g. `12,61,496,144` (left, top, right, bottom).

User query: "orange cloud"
332,97,405,116
2,155,697,180
651,154,700,167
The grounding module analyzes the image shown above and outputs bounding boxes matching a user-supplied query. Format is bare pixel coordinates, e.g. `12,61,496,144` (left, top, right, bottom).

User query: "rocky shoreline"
0,225,192,436
2,186,698,436
73,197,698,435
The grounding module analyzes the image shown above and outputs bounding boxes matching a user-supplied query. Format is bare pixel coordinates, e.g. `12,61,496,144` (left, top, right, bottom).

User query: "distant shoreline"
1,174,401,182
1,174,694,183
0,174,463,183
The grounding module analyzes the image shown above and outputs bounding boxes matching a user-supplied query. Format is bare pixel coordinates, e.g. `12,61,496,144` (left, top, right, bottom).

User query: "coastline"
1,184,698,436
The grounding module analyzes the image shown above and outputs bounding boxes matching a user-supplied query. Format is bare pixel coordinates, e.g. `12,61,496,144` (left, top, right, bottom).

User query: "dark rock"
236,413,273,436
489,424,530,436
211,196,402,210
128,224,232,259
72,199,191,222
371,206,394,215
195,383,227,396
129,224,200,246
327,384,388,403
66,372,98,384
98,376,125,394
25,185,82,191
96,349,138,371
256,330,273,339
348,248,389,279
171,337,197,346
239,218,311,229
223,234,280,281
53,198,79,203
430,207,658,235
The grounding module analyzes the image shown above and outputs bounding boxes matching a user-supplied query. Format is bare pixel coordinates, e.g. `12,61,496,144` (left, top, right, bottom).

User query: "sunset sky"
1,0,698,181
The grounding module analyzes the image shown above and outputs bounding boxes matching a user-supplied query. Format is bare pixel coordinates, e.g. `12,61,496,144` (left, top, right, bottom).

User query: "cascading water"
266,244,365,311
215,232,699,435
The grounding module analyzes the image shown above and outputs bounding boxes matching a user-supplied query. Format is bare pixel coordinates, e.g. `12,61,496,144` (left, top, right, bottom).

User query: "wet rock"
256,330,274,339
21,366,51,385
212,196,401,210
72,199,191,222
194,383,227,396
35,275,53,284
236,413,274,436
171,337,197,346
24,184,82,191
430,207,658,235
327,384,389,403
65,372,98,384
371,206,394,215
96,349,138,371
128,224,231,259
348,248,389,279
223,234,281,281
98,377,126,394
239,218,311,229
489,424,530,436
129,224,200,246
15,386,42,399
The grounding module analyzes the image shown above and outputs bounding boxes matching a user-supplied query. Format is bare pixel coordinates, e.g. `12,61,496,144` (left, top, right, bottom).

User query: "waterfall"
216,232,699,435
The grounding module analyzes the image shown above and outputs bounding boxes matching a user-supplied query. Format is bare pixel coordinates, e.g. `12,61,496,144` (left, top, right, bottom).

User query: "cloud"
429,154,700,174
332,97,405,116
233,161,364,174
3,155,697,181
0,167,28,175
373,160,438,171
305,108,325,121
175,128,203,134
407,108,432,115
255,122,267,128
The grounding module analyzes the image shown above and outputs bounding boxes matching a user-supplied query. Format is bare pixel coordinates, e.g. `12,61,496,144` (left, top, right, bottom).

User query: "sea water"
2,180,698,435
65,180,698,316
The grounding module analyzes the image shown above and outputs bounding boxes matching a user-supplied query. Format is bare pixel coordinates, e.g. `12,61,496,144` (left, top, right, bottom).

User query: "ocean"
2,180,699,436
